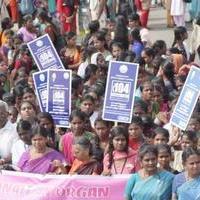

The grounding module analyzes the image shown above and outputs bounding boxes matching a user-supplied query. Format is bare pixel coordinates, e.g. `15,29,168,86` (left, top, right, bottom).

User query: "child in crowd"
152,127,170,145
157,144,179,174
173,131,198,172
128,116,144,152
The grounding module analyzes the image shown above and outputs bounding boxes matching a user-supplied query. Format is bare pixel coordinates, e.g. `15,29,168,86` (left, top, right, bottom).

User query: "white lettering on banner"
0,172,130,200
57,187,110,198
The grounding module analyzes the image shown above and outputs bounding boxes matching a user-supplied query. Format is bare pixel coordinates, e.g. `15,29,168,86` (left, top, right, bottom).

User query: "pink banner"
0,171,130,200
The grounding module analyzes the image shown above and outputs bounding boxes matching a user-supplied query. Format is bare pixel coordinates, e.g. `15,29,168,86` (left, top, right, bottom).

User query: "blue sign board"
27,34,64,71
47,69,71,128
102,61,139,123
33,70,48,112
170,66,200,130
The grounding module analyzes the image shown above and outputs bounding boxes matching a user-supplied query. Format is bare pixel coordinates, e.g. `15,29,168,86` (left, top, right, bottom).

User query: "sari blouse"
103,149,138,174
125,170,174,200
17,149,66,174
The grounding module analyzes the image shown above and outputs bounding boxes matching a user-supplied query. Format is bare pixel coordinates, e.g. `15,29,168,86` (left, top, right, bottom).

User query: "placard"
102,61,139,123
47,69,71,127
32,70,48,112
27,34,64,71
170,66,200,130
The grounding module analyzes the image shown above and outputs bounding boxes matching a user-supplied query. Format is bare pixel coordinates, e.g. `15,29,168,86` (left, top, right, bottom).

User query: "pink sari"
17,149,66,174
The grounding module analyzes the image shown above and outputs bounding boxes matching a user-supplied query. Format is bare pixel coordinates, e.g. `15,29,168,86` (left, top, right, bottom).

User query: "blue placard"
27,34,64,71
170,66,200,130
32,70,48,112
102,61,139,123
47,69,71,128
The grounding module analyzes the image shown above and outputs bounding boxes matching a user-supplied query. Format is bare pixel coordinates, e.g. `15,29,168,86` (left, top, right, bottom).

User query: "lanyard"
113,158,127,174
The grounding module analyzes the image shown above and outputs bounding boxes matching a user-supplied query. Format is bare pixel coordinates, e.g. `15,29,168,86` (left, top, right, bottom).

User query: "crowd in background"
0,0,200,200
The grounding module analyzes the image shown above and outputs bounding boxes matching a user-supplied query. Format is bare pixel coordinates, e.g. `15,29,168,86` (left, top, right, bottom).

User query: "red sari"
57,0,78,34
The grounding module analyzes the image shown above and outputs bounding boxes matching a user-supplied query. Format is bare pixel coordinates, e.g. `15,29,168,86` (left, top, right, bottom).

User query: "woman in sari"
69,136,102,175
125,144,174,200
17,126,67,174
57,0,79,34
172,147,200,200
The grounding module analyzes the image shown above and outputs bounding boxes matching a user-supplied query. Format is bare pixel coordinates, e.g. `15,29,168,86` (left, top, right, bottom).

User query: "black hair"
19,100,37,113
157,144,171,156
22,87,35,96
17,119,32,133
22,15,33,24
65,31,76,42
38,10,58,34
74,136,93,156
172,26,187,47
114,15,129,50
69,109,86,122
88,20,100,34
94,31,106,42
128,13,140,22
181,131,197,143
1,17,11,30
72,74,83,90
80,94,95,104
37,112,55,141
84,64,98,82
140,81,153,92
110,41,124,51
162,61,176,90
12,85,24,98
31,125,49,138
152,40,166,56
133,98,148,113
94,117,110,127
2,93,15,105
139,144,158,161
130,116,143,128
142,47,155,58
134,56,146,66
131,28,142,43
108,126,129,169
153,127,169,141
182,147,200,163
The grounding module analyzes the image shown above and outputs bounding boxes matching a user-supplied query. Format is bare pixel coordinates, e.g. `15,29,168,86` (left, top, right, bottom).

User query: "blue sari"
177,177,200,200
125,170,174,200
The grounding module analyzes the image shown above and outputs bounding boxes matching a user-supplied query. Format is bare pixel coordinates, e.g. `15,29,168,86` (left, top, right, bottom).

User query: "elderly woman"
125,144,174,200
69,136,102,175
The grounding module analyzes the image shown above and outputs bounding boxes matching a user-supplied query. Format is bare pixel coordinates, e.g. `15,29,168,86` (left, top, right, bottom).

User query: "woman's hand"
52,160,67,174
169,126,181,146
101,170,112,176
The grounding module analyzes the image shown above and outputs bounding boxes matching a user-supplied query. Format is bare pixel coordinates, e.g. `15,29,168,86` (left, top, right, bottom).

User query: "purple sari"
17,149,66,174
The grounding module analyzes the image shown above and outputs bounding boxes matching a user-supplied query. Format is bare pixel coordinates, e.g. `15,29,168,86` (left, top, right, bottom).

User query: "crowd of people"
0,0,200,200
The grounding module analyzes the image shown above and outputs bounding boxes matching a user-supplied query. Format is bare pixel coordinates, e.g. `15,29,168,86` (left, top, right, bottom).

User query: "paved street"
148,6,192,48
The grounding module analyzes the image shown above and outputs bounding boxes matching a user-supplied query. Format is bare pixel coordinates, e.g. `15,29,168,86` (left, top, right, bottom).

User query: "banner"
46,69,72,127
27,34,64,71
102,61,139,123
170,66,200,130
33,70,48,112
0,171,130,200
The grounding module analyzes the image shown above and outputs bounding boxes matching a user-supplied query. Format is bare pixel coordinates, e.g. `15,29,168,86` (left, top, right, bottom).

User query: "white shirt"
0,121,18,159
11,139,29,166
